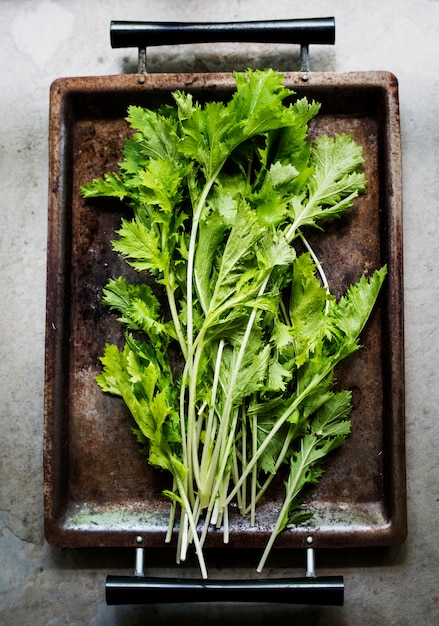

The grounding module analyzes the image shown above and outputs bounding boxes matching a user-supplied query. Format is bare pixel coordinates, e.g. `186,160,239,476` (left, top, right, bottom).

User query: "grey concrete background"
1,0,438,624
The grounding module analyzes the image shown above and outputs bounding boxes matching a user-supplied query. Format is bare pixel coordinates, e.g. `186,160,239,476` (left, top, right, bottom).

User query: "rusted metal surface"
44,71,405,551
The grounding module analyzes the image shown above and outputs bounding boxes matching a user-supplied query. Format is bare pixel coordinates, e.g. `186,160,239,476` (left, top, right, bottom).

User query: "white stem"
300,232,330,313
199,340,225,493
250,410,258,526
174,473,208,579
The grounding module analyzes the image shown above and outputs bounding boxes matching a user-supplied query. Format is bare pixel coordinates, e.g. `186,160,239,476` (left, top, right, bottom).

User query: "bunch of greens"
82,69,386,578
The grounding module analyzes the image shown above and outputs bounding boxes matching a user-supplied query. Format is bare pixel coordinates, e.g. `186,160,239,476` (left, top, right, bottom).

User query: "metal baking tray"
44,25,405,561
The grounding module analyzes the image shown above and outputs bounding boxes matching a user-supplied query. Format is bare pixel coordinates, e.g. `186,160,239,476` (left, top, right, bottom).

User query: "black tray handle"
110,18,335,49
105,575,344,606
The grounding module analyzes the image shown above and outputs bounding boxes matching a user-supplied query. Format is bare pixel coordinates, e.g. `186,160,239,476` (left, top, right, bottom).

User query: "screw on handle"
105,575,344,606
110,18,335,49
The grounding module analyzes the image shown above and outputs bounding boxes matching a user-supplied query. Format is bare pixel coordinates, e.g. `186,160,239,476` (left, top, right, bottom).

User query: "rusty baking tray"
44,22,405,569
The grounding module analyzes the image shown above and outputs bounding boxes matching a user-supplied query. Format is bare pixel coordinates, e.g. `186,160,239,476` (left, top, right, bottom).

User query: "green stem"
183,495,202,552
186,168,223,353
225,369,330,507
177,325,207,503
219,275,270,422
181,175,217,503
245,423,296,516
197,274,271,526
256,465,304,573
160,223,188,360
179,364,189,476
199,340,225,503
165,282,188,360
186,343,204,495
283,193,323,244
199,407,240,539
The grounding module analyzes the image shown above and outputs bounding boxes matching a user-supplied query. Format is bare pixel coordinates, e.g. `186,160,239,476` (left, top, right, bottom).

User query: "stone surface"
1,0,438,624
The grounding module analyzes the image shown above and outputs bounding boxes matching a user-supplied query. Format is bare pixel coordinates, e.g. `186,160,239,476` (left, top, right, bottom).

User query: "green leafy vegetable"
82,69,386,578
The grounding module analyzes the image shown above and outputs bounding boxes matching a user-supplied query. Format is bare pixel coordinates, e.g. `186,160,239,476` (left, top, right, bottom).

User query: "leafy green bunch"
82,69,386,578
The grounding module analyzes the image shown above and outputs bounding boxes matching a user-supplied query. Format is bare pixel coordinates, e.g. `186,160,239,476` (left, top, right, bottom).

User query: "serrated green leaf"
82,172,128,200
329,265,387,343
112,217,168,275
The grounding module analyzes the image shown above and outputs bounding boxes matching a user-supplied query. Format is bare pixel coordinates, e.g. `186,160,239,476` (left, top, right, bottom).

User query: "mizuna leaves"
82,69,386,578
